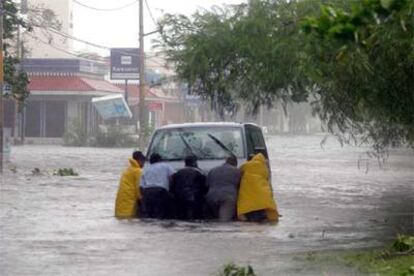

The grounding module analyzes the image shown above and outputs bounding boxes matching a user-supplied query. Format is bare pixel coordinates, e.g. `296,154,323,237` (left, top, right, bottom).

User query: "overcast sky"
73,0,245,54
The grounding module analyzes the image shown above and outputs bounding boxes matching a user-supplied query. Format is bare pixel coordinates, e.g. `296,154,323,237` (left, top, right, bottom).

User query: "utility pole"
12,21,20,140
124,79,128,104
0,1,4,173
138,0,147,150
19,0,27,144
20,43,25,144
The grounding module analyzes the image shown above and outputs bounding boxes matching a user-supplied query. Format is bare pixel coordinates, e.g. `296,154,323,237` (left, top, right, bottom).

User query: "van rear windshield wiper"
207,133,236,157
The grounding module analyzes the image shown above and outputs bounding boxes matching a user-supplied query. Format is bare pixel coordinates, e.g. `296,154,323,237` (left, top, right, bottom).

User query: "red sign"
146,102,163,111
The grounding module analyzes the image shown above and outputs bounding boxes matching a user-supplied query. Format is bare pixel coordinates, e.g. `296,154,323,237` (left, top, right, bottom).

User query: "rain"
1,0,413,275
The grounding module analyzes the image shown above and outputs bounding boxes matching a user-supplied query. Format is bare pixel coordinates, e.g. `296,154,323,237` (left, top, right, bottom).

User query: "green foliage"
92,125,137,148
392,234,414,253
344,235,414,275
2,1,30,42
53,168,79,176
63,119,88,146
299,236,414,276
344,251,414,276
157,0,414,151
9,165,17,174
156,0,318,116
142,123,155,141
3,1,61,108
302,0,414,151
3,0,31,107
218,263,256,276
63,119,137,148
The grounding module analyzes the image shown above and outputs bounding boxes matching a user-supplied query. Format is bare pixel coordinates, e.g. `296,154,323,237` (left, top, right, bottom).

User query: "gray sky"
73,0,245,54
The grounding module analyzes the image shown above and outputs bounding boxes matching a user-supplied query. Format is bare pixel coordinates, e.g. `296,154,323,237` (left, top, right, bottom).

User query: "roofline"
156,122,262,130
29,90,119,96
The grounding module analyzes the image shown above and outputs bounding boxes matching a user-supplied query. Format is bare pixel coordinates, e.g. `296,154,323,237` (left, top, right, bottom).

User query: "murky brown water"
1,135,413,275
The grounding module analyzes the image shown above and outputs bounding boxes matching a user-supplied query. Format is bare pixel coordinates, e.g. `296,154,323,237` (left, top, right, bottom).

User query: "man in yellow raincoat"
237,153,279,222
115,151,146,219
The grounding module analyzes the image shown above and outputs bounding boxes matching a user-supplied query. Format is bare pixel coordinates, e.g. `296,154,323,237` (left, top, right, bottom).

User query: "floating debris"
31,168,42,176
53,168,79,176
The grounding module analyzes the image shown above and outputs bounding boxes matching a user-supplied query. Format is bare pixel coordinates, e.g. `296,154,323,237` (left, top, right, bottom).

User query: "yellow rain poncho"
115,158,143,218
237,153,279,222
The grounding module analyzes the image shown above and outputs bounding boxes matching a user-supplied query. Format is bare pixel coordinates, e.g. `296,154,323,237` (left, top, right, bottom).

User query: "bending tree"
302,0,414,151
156,0,320,116
157,0,414,151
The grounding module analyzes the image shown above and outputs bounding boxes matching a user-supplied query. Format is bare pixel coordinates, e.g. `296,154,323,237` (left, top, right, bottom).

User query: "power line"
7,6,167,67
46,28,109,50
28,18,132,55
144,0,157,26
6,6,159,57
26,32,164,70
146,56,165,66
73,0,138,12
32,26,158,59
2,9,108,50
25,32,106,63
27,13,142,57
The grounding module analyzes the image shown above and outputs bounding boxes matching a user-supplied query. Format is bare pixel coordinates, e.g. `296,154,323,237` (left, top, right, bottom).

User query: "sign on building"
147,102,163,111
92,94,133,120
2,83,12,96
110,48,140,80
185,94,202,107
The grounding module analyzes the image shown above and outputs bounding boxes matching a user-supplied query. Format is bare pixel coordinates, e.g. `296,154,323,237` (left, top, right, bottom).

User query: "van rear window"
147,127,245,161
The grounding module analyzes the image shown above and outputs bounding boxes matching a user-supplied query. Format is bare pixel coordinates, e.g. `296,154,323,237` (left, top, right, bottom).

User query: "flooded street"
1,135,413,275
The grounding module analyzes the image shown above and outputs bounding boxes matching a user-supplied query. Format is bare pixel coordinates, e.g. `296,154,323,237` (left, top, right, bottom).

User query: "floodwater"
1,135,413,275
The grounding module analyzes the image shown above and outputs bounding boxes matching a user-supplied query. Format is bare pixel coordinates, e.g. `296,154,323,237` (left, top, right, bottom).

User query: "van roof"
156,122,261,130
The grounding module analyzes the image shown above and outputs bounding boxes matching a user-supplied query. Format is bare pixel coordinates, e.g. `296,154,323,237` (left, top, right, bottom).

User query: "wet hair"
149,153,162,164
225,155,238,167
132,151,146,163
185,155,198,167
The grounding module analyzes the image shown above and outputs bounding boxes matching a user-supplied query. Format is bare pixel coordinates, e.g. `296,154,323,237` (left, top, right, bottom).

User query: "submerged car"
146,122,269,172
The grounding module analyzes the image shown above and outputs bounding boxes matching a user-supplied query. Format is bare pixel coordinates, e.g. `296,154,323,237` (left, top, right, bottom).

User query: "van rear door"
245,124,269,159
244,124,272,184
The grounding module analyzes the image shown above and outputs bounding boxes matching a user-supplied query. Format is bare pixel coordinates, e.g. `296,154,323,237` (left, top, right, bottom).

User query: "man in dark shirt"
170,156,207,220
205,155,241,222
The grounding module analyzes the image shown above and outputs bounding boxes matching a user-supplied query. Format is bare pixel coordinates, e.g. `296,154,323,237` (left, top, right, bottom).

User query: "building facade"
25,0,74,58
4,58,187,143
4,59,122,143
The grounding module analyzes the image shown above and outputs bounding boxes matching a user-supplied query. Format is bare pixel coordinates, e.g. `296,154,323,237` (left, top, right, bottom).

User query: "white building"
24,0,73,58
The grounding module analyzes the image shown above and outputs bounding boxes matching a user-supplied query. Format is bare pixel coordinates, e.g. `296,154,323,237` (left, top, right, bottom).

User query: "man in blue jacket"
140,153,175,219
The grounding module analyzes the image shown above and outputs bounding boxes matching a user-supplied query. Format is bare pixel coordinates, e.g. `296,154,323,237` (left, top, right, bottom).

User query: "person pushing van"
237,153,279,222
170,156,207,220
114,151,146,219
140,153,175,219
205,155,241,222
